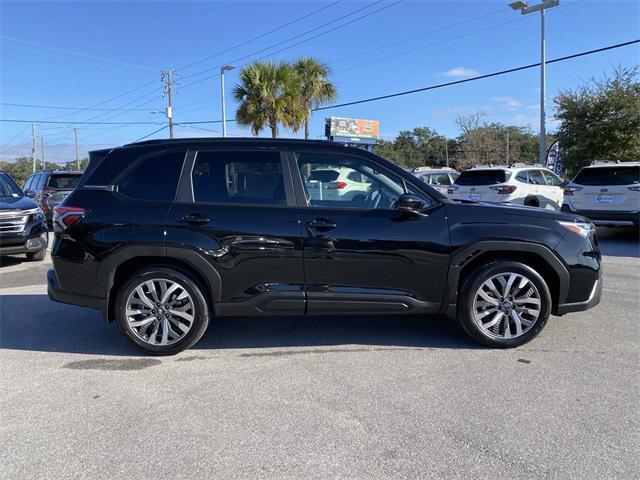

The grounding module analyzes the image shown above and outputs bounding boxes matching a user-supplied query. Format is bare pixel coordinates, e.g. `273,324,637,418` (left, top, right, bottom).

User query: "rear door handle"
306,218,337,231
178,213,210,225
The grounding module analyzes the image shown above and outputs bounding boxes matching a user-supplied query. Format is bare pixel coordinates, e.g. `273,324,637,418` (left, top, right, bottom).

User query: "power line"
176,0,344,72
0,34,156,72
314,39,640,111
1,119,164,125
133,125,168,142
0,102,155,112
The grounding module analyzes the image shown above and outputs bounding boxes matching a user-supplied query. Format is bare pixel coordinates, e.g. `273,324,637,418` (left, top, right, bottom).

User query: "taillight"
53,206,86,231
564,186,583,196
628,186,640,192
327,181,347,190
490,185,517,194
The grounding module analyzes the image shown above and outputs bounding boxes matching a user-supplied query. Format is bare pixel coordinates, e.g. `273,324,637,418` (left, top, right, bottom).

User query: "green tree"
292,57,337,140
233,61,304,138
554,66,640,174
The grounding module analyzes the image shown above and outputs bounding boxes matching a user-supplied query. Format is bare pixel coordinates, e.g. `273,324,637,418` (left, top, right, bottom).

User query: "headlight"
22,207,44,221
558,220,594,237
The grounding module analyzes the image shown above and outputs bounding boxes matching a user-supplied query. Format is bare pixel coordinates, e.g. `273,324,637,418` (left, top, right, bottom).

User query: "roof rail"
590,160,620,166
509,162,533,168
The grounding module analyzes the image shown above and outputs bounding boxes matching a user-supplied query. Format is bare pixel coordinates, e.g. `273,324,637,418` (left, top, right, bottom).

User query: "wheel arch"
443,240,569,317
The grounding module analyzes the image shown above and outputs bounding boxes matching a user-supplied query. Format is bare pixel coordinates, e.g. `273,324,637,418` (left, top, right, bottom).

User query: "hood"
0,195,38,211
478,201,589,223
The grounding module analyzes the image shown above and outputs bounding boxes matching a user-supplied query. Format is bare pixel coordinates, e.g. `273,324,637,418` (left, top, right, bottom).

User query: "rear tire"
26,249,46,261
115,267,210,355
458,260,551,348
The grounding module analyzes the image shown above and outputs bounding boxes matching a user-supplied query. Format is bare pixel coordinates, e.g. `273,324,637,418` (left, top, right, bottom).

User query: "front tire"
458,260,551,348
115,267,210,355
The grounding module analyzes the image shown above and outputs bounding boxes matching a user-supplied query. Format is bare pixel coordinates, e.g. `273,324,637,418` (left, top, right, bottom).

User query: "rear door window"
431,173,450,185
118,151,186,201
573,166,640,186
541,170,563,186
528,170,545,185
47,174,82,189
455,170,509,185
192,150,286,205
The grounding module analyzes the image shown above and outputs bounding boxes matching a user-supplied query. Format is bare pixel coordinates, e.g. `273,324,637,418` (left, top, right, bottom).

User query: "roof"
584,160,640,168
123,137,339,148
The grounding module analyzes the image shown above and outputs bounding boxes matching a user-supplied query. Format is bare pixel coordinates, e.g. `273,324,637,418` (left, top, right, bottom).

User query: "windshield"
573,166,639,186
455,170,510,186
0,172,24,197
47,174,82,189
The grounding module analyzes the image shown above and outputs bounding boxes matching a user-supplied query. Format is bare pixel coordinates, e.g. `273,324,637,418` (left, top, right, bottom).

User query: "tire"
26,249,46,261
458,260,551,348
115,267,210,355
524,198,539,208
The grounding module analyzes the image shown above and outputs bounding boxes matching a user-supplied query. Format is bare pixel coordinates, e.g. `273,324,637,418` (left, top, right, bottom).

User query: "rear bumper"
47,267,105,311
555,274,602,315
561,205,640,227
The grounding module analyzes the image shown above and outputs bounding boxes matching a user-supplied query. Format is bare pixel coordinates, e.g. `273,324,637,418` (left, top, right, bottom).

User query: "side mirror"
25,190,36,198
395,193,427,213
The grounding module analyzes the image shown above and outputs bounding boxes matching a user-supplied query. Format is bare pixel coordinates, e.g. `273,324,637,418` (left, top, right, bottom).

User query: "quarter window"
118,151,186,201
192,151,286,205
515,172,529,183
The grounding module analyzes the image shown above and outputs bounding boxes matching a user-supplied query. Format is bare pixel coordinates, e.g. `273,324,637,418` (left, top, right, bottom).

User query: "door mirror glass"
395,193,426,212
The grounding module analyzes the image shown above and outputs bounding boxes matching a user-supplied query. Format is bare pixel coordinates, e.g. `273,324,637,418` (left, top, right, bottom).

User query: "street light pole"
220,65,235,138
74,128,80,170
509,0,559,165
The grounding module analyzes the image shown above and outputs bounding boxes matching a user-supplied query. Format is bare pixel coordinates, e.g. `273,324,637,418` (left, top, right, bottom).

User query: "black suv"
23,170,83,225
48,139,602,354
0,170,48,261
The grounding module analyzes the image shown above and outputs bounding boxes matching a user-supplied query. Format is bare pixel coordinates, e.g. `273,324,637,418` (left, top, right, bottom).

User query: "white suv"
562,161,640,227
305,167,371,201
411,167,460,195
448,164,564,210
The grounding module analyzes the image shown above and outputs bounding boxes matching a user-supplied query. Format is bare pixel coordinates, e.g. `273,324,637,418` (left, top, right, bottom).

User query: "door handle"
178,213,210,225
306,218,337,231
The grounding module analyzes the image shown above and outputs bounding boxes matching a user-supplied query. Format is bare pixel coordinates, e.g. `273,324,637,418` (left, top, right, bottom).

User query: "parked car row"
407,161,639,227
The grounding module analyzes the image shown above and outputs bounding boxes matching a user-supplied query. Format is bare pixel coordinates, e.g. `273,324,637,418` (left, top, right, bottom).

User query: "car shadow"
0,294,478,356
0,255,29,268
597,227,640,258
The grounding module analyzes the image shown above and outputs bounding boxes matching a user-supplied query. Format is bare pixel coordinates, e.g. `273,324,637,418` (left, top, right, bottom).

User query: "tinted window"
36,174,45,190
418,174,430,184
528,170,545,185
347,171,364,183
297,152,428,210
432,173,450,185
455,170,510,186
192,151,285,205
0,172,23,197
48,174,81,189
309,170,340,182
573,166,640,186
23,176,33,191
118,151,186,201
515,172,529,183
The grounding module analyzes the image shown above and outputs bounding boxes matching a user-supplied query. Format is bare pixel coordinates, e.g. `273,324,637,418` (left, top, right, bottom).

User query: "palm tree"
233,61,304,138
293,57,337,140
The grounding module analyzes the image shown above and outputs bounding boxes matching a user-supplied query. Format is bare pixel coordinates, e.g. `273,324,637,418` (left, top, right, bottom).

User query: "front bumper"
561,205,640,227
555,274,603,315
0,230,48,256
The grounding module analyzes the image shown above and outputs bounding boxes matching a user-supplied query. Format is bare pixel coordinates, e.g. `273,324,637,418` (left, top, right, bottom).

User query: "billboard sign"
325,117,380,144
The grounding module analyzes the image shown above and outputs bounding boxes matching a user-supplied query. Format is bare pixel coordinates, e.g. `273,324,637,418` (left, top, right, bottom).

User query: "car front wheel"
115,267,210,355
458,260,551,348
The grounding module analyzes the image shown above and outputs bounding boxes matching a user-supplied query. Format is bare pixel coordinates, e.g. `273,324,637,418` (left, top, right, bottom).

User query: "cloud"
442,67,479,78
492,96,523,109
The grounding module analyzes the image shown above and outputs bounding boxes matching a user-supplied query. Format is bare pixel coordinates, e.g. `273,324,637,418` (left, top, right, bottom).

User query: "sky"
0,0,638,164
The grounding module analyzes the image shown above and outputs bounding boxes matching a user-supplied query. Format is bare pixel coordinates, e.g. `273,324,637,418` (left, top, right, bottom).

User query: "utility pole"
220,65,235,138
509,0,559,165
74,128,80,170
506,129,510,164
40,137,45,170
444,137,449,168
161,69,174,139
31,123,36,173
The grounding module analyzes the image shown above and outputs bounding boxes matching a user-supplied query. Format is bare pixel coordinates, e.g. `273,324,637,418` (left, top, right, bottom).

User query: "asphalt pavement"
0,227,638,479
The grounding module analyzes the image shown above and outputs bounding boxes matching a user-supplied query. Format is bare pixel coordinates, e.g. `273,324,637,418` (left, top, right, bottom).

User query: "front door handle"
306,218,337,231
178,213,210,225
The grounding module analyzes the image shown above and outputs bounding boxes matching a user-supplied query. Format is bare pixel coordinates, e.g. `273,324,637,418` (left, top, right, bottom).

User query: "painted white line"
0,284,47,295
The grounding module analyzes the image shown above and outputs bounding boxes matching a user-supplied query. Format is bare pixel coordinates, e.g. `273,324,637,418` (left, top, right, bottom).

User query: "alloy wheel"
472,272,541,339
125,278,195,346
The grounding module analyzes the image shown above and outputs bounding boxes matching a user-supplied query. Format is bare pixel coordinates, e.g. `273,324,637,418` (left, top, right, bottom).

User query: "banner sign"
545,140,564,177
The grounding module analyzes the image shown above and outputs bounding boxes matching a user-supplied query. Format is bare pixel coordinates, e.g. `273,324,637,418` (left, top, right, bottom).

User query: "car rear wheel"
458,260,551,348
115,267,210,355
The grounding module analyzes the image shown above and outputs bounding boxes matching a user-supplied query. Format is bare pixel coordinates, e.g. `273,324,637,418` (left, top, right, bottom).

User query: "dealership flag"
545,140,564,177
